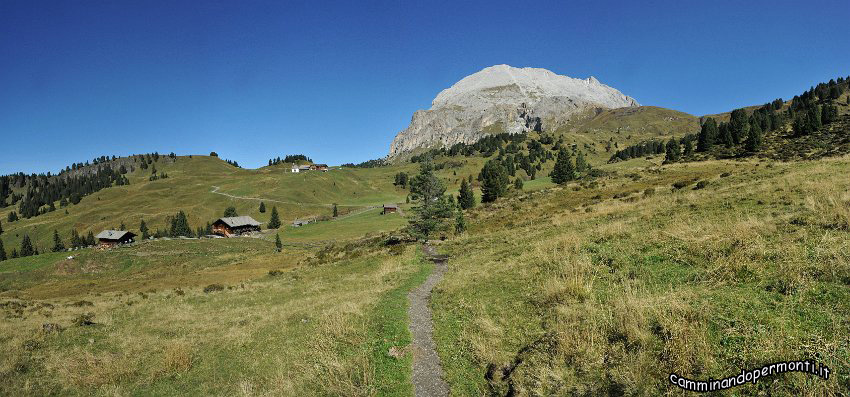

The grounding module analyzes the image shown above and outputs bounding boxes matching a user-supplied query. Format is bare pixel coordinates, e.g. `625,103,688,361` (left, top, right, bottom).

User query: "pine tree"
575,151,589,173
259,202,266,213
745,122,763,152
551,149,575,185
0,239,5,261
683,139,694,156
697,118,718,152
119,221,126,231
170,211,193,237
0,220,3,235
52,230,65,252
407,158,453,240
457,179,475,209
514,178,524,190
268,206,281,229
86,231,96,246
20,234,34,257
664,138,681,163
455,208,466,234
224,206,238,217
480,159,509,202
719,123,734,148
140,219,150,240
275,233,282,252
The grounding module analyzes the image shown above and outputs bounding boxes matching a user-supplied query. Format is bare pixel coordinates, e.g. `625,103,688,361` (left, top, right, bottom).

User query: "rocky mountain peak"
389,65,638,158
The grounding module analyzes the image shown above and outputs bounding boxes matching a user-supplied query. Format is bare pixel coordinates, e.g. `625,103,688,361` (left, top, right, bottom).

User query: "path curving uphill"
408,245,450,396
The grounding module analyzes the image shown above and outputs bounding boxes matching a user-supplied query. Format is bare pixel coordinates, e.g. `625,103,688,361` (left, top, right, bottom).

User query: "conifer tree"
664,138,681,163
86,231,96,246
574,151,586,172
259,202,266,213
455,208,466,234
746,122,763,152
0,239,5,261
268,206,281,229
224,206,238,217
457,179,475,209
140,219,150,240
407,157,453,240
119,221,126,231
170,211,193,237
514,178,524,190
275,233,282,252
480,159,509,202
719,123,734,148
697,118,718,152
20,234,34,257
0,220,3,235
333,203,338,218
683,139,694,156
52,230,65,252
551,149,575,185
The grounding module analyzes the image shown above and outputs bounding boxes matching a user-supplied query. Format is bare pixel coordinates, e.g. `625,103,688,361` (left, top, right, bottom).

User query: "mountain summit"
389,65,638,158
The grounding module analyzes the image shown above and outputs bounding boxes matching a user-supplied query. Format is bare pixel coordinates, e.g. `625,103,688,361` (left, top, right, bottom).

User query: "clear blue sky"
1,0,848,174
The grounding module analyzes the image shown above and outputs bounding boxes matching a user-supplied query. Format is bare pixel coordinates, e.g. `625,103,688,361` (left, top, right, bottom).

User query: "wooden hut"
382,204,398,214
96,230,137,248
212,216,261,237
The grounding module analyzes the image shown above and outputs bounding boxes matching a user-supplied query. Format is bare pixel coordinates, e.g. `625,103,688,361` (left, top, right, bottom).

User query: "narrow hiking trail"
408,245,450,396
209,185,367,208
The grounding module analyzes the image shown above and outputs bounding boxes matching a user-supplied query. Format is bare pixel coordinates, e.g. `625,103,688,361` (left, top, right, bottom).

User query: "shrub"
672,180,692,190
693,180,709,190
203,284,225,293
268,270,284,277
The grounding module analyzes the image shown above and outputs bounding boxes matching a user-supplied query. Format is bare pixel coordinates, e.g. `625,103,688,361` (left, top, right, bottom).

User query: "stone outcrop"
388,65,638,158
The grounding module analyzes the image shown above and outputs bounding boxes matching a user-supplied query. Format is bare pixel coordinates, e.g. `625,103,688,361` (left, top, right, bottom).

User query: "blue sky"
1,0,848,174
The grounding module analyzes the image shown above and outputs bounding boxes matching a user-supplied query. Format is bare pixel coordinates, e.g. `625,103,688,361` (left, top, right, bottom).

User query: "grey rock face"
389,65,639,158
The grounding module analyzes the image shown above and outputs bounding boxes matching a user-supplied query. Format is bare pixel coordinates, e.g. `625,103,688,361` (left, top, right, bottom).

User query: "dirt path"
408,245,450,396
209,185,365,208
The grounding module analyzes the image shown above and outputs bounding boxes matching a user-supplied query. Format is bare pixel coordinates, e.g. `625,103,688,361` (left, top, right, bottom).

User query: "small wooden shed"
382,204,398,214
212,216,261,237
96,230,137,248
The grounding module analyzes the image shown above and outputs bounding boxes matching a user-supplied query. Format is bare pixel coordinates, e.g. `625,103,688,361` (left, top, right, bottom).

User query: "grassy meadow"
432,156,850,395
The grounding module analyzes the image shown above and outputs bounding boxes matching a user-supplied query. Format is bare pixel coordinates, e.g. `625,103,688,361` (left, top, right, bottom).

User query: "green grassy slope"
431,157,850,395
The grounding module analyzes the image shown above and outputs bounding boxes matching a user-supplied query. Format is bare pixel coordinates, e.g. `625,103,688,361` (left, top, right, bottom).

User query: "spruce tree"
457,179,475,209
268,206,281,229
0,239,5,261
333,203,338,218
575,151,589,173
746,122,763,152
170,211,193,237
683,139,694,156
259,202,266,213
224,206,238,217
407,157,453,240
455,208,466,234
275,233,282,252
0,220,3,235
697,118,718,152
20,235,34,257
480,159,509,202
551,149,575,185
52,230,65,252
140,219,150,240
86,231,96,246
664,138,681,163
119,221,126,231
719,123,734,148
